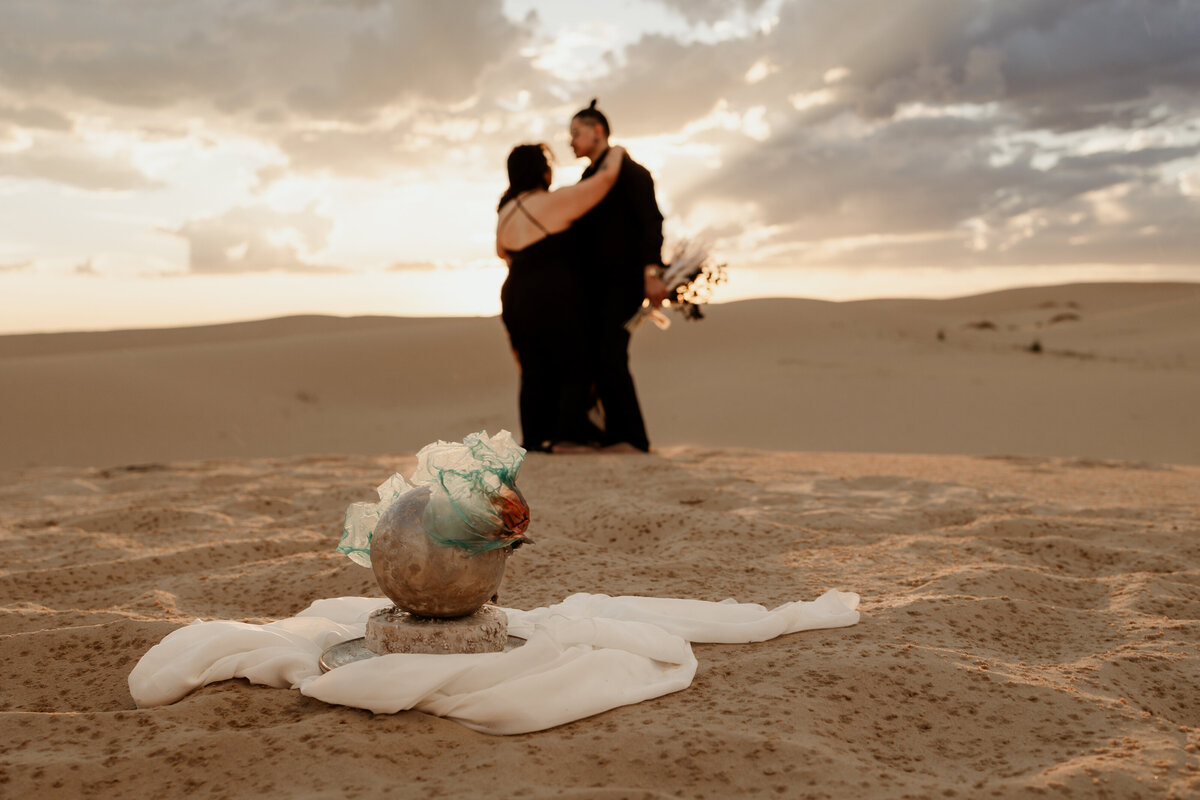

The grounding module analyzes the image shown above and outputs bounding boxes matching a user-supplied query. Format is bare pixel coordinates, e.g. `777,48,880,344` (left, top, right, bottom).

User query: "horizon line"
5,278,1198,338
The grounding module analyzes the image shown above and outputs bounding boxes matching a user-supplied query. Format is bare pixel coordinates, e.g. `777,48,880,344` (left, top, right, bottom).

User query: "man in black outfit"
569,99,669,453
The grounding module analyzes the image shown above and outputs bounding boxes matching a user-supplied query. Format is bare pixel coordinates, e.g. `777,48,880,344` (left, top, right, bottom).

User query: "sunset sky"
2,0,1197,333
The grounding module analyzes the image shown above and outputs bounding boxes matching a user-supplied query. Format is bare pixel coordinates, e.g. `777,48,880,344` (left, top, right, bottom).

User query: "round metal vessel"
369,485,511,618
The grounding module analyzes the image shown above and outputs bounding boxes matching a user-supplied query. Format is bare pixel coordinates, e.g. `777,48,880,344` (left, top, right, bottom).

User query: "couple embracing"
497,100,667,455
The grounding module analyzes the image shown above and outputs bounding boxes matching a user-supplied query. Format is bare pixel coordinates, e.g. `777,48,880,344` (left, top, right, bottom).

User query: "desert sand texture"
2,281,1199,469
1,281,1199,799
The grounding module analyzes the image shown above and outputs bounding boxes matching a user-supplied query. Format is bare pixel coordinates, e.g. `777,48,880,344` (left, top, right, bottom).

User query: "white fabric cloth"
128,590,860,734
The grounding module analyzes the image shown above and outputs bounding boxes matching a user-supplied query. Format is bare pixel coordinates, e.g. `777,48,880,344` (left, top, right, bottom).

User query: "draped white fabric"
128,590,860,735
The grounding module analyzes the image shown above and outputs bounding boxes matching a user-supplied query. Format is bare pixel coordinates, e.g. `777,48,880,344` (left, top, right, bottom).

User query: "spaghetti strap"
499,193,555,255
515,198,550,235
498,200,522,232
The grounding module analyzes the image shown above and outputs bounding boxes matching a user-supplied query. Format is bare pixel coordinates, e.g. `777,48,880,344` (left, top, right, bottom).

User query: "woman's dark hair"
498,143,552,210
572,98,610,137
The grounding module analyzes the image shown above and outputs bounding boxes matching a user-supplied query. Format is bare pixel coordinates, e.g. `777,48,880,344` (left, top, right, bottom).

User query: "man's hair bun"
574,99,610,137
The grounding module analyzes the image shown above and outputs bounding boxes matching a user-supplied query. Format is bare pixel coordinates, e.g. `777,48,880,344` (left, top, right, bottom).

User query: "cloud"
0,0,548,187
285,2,523,117
582,35,758,137
0,0,528,120
654,0,771,25
0,136,160,190
0,261,32,273
702,110,1193,229
746,0,1200,124
2,0,1197,278
169,205,342,274
74,259,100,276
0,104,72,131
997,1,1200,123
607,0,1198,136
695,106,1200,267
609,0,1200,270
386,260,437,272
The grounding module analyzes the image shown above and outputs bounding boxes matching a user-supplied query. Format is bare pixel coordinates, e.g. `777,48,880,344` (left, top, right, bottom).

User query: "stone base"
365,605,508,655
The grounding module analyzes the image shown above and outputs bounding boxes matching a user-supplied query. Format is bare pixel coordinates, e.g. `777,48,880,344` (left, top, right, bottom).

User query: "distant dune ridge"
1,282,1199,797
1,281,1198,469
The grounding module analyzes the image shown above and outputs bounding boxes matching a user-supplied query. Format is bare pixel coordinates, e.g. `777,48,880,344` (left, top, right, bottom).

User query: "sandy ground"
1,282,1199,798
2,282,1198,469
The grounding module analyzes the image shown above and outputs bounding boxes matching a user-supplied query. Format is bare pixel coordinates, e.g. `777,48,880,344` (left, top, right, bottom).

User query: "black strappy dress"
500,200,593,452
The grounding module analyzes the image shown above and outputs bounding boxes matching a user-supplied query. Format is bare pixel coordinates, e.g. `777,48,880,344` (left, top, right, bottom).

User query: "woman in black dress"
496,143,625,452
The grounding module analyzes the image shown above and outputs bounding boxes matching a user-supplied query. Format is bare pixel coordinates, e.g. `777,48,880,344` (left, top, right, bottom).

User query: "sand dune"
1,282,1199,797
2,282,1198,469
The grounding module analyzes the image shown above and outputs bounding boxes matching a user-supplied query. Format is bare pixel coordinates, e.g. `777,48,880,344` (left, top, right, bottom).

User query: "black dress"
500,204,593,452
